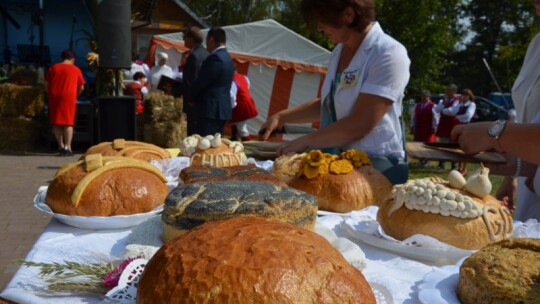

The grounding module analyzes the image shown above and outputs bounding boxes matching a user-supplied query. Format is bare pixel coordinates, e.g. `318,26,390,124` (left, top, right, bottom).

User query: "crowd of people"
43,0,540,222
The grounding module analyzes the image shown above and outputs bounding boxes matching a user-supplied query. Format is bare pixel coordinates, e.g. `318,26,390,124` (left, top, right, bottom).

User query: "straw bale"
0,117,45,152
0,84,45,118
142,119,186,148
143,92,183,122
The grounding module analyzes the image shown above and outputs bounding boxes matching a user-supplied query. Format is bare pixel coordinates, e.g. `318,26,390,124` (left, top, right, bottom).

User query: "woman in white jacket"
260,0,410,184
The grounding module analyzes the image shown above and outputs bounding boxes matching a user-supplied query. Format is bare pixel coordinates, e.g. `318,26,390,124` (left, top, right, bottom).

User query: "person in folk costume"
123,72,148,114
230,67,259,141
410,89,438,167
434,84,460,170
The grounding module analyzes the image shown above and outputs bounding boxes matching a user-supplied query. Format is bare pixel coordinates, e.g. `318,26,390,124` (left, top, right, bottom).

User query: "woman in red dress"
411,90,437,143
45,49,85,156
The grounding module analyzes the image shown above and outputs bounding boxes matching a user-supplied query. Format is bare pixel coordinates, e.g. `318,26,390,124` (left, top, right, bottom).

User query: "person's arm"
276,93,391,155
456,102,476,123
441,100,460,116
432,106,439,132
77,85,84,96
451,121,540,164
433,100,444,113
260,98,321,140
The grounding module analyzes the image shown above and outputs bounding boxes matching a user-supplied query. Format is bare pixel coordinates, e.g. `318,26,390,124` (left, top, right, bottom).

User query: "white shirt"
321,22,410,159
456,100,476,123
433,97,460,116
512,33,540,124
149,64,173,90
511,33,540,221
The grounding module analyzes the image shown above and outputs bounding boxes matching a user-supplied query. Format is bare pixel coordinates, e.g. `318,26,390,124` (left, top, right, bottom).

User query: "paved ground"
0,152,80,291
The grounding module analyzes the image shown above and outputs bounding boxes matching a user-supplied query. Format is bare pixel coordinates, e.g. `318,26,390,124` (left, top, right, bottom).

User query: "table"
0,212,446,304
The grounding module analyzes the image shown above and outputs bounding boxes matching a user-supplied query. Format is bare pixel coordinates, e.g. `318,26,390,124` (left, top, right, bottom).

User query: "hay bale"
139,92,186,148
0,84,45,118
0,116,45,152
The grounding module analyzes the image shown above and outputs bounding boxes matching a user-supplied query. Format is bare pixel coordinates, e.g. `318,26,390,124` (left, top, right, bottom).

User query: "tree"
450,0,537,95
181,0,280,27
375,0,462,97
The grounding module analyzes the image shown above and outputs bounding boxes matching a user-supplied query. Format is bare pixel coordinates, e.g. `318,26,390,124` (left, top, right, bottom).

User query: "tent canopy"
147,19,331,134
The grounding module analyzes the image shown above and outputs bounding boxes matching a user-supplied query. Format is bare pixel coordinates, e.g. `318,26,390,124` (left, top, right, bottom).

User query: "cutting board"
406,142,507,164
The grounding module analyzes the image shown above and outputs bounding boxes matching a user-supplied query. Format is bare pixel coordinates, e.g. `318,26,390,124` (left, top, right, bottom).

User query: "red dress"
46,63,85,125
413,100,436,142
230,73,258,123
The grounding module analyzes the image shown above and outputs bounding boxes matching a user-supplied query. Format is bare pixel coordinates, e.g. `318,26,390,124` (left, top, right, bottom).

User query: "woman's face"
535,0,540,16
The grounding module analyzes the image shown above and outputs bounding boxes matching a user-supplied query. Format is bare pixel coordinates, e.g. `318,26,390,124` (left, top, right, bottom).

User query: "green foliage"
375,0,461,97
449,0,538,96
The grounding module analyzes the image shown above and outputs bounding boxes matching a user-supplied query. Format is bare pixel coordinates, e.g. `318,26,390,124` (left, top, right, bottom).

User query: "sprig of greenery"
18,259,117,294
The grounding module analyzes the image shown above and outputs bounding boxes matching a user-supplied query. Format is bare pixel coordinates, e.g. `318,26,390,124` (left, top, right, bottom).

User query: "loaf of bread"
377,177,513,250
180,165,286,186
83,138,171,162
45,154,168,216
180,134,247,167
161,180,318,242
272,152,306,183
458,238,540,304
288,150,392,213
138,216,376,304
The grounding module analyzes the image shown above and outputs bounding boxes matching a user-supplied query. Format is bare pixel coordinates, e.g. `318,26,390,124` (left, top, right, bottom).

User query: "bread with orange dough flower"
288,149,393,213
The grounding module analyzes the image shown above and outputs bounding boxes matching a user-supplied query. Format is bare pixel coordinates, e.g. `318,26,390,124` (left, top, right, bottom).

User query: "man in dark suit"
187,28,234,136
176,26,209,135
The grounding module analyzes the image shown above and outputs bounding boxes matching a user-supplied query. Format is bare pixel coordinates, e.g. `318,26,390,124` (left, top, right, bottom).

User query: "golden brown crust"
272,153,306,183
45,159,168,216
377,181,513,250
180,165,287,186
139,217,376,304
190,143,247,167
289,166,392,213
457,238,540,304
83,140,171,162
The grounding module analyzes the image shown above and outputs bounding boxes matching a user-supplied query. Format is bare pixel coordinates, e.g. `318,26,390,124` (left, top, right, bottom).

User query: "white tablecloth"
3,208,539,303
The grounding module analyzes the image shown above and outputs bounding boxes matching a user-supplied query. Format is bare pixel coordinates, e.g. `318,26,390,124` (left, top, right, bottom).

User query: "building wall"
1,0,93,67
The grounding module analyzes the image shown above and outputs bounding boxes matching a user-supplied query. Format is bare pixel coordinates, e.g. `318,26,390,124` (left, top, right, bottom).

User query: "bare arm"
452,121,540,164
277,93,392,155
260,98,321,140
77,85,84,96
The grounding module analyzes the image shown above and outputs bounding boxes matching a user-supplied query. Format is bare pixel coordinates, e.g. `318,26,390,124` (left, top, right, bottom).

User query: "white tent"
147,19,330,134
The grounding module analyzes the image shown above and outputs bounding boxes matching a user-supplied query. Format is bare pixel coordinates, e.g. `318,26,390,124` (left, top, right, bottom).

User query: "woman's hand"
259,114,282,141
276,136,310,156
451,122,493,154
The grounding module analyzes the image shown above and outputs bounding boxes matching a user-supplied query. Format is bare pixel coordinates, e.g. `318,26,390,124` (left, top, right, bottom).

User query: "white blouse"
321,22,410,159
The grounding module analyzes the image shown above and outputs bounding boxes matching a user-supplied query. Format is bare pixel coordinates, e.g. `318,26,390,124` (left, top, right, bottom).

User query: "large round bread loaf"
45,155,168,216
457,238,540,304
377,178,513,250
290,166,392,213
83,139,171,162
161,180,318,242
138,216,376,304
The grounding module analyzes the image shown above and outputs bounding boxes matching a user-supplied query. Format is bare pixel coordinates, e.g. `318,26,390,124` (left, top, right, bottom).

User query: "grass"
405,130,503,196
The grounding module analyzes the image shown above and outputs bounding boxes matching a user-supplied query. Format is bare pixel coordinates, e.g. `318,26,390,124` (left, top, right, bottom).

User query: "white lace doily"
104,258,148,303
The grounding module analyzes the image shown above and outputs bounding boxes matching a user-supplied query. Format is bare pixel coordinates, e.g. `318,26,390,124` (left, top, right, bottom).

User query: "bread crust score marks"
67,154,167,207
180,134,247,167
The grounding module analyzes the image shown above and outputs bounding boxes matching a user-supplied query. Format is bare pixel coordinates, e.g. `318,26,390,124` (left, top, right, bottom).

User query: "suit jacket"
173,44,209,104
189,47,234,120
